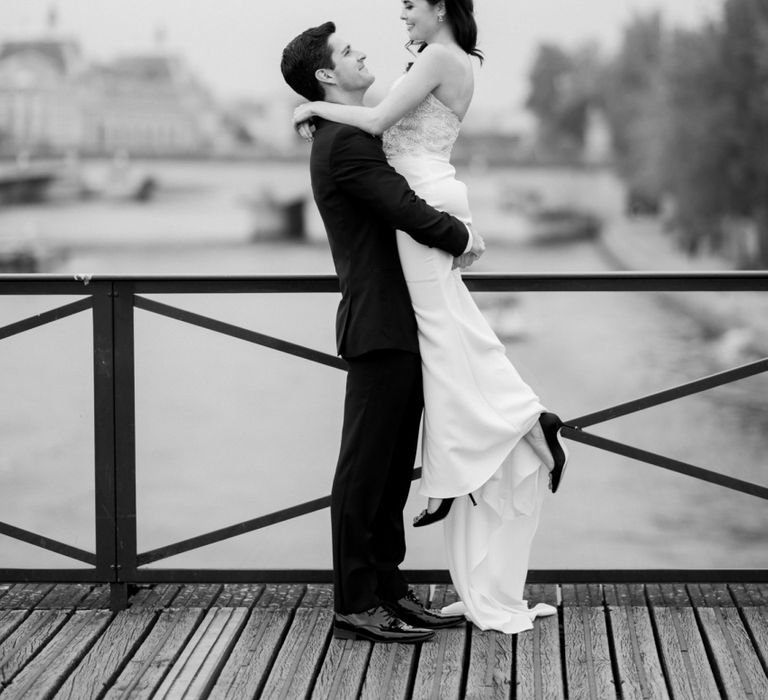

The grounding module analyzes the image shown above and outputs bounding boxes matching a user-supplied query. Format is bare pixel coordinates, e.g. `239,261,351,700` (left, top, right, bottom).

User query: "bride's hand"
295,121,315,142
293,103,316,126
293,103,317,142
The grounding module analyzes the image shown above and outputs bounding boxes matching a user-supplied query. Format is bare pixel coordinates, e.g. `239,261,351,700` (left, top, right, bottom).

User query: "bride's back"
420,43,474,121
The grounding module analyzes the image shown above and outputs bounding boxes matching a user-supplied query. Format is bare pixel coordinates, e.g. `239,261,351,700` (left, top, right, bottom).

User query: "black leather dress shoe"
383,589,465,629
333,605,435,643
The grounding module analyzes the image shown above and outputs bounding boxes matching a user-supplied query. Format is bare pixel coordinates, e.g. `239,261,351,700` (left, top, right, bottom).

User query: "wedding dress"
382,82,556,633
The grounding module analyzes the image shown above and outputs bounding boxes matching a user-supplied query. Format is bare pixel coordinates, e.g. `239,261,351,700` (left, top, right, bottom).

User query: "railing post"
112,281,138,609
92,281,119,602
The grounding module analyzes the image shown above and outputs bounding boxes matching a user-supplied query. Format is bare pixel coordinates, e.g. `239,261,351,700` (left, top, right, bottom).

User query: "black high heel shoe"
413,498,454,527
413,494,477,527
539,412,570,493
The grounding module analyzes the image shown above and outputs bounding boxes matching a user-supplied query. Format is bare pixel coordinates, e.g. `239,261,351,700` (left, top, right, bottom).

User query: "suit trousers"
332,349,424,614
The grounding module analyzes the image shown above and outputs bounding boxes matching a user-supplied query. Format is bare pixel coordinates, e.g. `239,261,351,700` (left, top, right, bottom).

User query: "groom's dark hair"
281,22,336,102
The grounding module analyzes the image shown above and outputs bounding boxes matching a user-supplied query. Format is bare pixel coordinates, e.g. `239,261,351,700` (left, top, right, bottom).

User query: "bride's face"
400,0,443,43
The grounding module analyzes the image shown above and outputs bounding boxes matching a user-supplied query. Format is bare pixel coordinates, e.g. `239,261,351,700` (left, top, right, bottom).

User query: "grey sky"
2,0,718,121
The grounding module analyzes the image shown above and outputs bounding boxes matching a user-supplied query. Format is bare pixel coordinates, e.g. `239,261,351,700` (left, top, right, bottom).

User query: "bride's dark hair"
431,0,484,63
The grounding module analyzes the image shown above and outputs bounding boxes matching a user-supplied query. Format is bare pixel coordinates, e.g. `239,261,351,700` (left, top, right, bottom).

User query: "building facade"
0,34,237,157
0,38,87,153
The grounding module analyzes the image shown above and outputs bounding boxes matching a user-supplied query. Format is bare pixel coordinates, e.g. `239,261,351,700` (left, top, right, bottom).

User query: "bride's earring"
438,14,445,22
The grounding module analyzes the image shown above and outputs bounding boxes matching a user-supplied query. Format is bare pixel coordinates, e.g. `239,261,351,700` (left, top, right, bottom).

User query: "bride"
293,0,569,634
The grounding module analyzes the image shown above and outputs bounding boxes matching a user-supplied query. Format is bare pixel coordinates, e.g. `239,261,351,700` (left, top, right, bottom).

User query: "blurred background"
1,0,766,572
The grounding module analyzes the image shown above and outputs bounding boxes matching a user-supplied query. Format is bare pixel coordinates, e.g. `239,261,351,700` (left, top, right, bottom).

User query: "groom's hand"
468,225,486,259
452,252,477,269
453,225,485,269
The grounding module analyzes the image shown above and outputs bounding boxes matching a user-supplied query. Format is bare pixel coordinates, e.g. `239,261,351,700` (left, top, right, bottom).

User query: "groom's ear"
315,68,336,86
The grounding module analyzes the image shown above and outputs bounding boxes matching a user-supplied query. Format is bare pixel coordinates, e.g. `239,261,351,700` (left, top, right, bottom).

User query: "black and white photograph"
1,0,766,696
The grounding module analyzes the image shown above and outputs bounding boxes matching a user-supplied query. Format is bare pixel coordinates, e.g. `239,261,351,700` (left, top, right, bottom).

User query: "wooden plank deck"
0,582,766,699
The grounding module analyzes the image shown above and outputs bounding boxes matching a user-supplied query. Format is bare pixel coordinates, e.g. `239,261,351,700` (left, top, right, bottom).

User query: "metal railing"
1,272,767,609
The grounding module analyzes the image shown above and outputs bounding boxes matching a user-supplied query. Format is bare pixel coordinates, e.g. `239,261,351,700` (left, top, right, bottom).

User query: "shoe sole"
333,625,434,643
398,615,466,629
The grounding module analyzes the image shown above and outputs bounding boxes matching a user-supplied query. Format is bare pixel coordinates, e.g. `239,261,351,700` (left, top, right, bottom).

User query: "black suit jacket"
310,118,469,358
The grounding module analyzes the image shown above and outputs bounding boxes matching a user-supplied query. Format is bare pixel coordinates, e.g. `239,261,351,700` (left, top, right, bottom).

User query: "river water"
1,159,766,571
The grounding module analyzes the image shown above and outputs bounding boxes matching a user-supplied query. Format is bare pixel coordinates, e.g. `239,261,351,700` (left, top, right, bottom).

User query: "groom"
281,22,483,643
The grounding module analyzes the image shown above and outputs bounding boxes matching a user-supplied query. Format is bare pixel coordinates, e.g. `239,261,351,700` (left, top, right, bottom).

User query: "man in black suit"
281,22,484,643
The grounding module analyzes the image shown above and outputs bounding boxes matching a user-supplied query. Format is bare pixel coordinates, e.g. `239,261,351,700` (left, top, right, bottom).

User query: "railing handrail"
2,270,768,286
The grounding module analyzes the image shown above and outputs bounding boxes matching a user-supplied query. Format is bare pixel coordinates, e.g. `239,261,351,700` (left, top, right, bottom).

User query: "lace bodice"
383,92,461,160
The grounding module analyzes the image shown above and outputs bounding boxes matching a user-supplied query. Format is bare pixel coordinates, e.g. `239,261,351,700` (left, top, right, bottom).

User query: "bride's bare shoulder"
417,43,470,74
418,42,459,64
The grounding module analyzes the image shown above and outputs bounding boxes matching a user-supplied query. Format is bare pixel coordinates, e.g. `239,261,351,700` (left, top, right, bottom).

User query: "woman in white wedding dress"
294,0,569,634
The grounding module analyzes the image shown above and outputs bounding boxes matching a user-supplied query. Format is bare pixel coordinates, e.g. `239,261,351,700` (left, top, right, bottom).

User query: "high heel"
539,412,570,493
413,498,454,527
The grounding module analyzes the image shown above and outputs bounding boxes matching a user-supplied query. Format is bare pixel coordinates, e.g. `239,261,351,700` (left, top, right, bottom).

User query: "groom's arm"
329,128,470,256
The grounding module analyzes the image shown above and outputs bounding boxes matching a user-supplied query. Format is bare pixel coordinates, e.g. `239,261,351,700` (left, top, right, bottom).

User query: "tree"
601,13,667,212
526,42,605,161
719,0,768,264
662,24,730,251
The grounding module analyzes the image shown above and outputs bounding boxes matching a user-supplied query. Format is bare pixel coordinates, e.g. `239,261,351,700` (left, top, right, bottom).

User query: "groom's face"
323,33,375,93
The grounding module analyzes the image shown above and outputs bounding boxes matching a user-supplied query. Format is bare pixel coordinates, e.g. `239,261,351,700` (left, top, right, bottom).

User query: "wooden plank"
731,584,768,673
696,605,768,699
411,585,466,700
646,584,691,608
301,584,334,609
104,608,205,699
0,610,70,686
360,585,436,700
261,585,334,699
0,584,54,610
691,582,768,698
168,583,223,609
687,583,734,608
649,606,720,699
360,642,416,700
54,610,156,700
302,580,366,700
0,611,28,646
607,604,669,700
525,583,560,607
212,583,265,608
466,628,513,699
255,583,306,610
209,609,297,699
36,584,93,609
516,613,564,699
76,585,111,610
739,608,768,673
2,610,111,700
260,606,333,698
603,584,646,608
152,606,249,698
562,583,603,607
209,583,306,699
129,583,181,609
312,636,371,699
729,583,767,607
563,602,617,698
328,585,431,700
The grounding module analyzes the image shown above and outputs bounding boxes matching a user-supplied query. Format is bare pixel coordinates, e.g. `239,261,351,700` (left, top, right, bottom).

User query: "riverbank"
598,217,768,358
